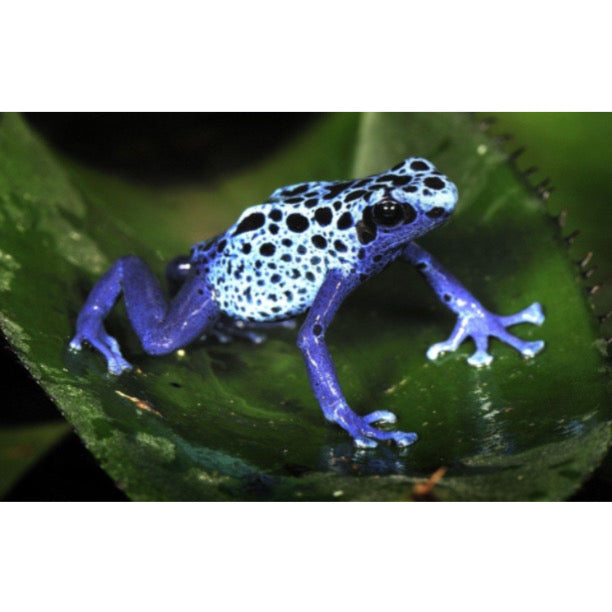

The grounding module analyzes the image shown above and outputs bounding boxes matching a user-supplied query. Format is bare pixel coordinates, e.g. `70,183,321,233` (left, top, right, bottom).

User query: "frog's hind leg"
70,255,219,374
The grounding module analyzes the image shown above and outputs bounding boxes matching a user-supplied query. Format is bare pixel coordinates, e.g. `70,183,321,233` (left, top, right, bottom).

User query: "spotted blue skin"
70,157,545,448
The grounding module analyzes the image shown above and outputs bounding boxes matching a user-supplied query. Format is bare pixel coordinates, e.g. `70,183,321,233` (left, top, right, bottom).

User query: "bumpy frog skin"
70,158,545,448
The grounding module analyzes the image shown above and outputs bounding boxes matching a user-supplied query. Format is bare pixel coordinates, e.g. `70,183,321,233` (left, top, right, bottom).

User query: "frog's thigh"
120,256,220,355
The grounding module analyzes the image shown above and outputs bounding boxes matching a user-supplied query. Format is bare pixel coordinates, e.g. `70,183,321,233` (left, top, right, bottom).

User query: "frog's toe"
353,423,418,449
243,331,267,344
467,349,494,368
524,302,545,325
208,321,267,345
107,354,133,375
392,431,418,447
363,410,397,425
353,436,378,449
426,340,456,361
69,335,83,351
494,326,545,361
75,329,132,375
501,302,545,327
106,335,123,355
520,339,545,359
100,337,132,374
330,402,417,449
207,330,233,343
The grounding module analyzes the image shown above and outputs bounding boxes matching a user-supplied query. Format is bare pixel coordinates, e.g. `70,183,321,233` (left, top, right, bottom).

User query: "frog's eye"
372,199,404,227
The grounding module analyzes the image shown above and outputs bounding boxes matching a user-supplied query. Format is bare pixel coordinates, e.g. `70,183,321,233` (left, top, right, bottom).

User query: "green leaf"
0,112,609,500
478,113,612,493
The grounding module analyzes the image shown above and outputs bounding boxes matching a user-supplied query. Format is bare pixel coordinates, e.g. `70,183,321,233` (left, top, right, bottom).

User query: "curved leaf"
0,112,609,500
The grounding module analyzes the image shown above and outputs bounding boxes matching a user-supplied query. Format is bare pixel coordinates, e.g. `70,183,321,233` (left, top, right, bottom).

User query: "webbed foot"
427,301,545,367
363,410,398,425
328,403,418,449
70,320,132,375
207,317,297,345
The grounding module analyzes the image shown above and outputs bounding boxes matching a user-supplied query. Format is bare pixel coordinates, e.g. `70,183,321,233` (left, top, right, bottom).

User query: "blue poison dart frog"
70,158,545,448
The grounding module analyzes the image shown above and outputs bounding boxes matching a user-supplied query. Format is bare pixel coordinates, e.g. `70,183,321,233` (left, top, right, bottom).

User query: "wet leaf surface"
1,112,609,500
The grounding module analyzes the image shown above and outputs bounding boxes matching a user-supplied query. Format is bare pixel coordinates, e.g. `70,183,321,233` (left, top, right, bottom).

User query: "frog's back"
197,191,359,321
190,158,455,322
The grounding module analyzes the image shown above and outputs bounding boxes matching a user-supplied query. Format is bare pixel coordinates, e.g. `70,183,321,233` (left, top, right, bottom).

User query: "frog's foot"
427,302,545,367
205,326,264,345
363,410,398,425
327,402,417,449
70,322,132,375
208,317,297,345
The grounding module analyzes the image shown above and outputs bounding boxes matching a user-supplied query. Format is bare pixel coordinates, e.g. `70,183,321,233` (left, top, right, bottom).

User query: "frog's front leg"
403,242,545,367
297,269,417,448
70,255,220,373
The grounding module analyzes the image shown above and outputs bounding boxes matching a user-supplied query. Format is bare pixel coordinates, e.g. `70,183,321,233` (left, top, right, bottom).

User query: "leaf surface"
0,112,609,500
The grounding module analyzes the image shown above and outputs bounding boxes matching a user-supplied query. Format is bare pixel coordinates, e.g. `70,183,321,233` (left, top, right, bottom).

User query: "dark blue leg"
297,269,418,448
403,242,545,367
70,255,220,374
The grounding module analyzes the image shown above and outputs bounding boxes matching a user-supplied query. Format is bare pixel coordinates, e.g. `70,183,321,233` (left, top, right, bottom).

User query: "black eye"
372,199,404,227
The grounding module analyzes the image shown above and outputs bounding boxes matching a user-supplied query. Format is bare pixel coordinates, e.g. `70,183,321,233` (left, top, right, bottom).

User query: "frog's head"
354,158,458,248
